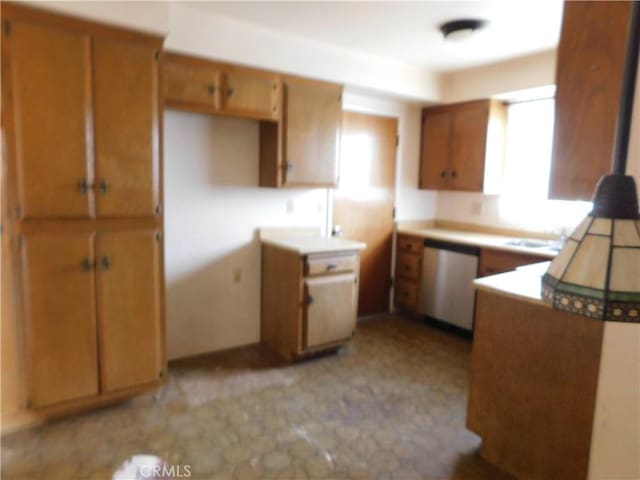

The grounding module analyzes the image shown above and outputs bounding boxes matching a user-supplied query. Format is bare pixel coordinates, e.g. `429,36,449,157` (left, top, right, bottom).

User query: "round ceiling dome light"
439,19,489,41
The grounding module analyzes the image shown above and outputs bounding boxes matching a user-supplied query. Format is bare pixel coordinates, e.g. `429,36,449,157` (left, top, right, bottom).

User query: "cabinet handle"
326,264,338,271
208,84,216,95
82,258,94,271
451,170,458,179
102,256,112,270
307,295,314,305
440,170,448,179
78,179,90,194
285,163,294,172
227,86,234,96
99,179,108,194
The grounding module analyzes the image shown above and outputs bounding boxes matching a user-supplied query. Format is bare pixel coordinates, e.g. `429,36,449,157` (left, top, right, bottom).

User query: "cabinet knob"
440,170,447,179
99,179,108,194
451,170,458,179
82,258,94,271
227,87,234,96
208,84,216,95
285,163,294,171
78,179,90,194
307,295,314,305
102,256,112,270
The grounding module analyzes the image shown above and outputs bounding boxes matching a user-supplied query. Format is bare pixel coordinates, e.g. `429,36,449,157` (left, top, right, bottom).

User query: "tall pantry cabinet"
1,4,166,419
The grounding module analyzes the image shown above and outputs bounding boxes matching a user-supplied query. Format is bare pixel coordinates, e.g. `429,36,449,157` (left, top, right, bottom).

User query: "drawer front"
397,235,423,255
396,253,421,280
478,248,548,277
394,279,419,310
305,253,357,276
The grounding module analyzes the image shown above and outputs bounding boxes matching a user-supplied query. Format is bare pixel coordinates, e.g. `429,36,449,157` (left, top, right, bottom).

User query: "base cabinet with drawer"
261,244,360,361
478,248,551,277
394,234,423,311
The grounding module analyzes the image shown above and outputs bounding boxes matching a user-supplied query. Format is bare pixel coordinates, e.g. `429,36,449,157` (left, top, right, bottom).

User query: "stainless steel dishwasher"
419,239,480,331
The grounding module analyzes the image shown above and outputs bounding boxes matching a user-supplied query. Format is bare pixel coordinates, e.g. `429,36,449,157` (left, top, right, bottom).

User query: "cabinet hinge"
392,207,396,219
3,20,10,35
155,204,162,215
154,51,160,61
155,231,162,242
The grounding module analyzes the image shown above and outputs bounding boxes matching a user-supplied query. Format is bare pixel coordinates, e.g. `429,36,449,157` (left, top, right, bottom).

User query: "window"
499,95,592,232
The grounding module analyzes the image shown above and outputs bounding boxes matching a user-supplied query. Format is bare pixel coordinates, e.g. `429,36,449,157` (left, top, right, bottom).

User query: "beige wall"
441,49,557,103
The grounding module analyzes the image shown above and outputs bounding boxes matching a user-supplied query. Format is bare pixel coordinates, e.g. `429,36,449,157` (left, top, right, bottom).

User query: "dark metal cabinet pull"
307,295,314,305
99,179,108,194
208,84,216,95
78,179,90,194
227,86,234,96
82,258,94,271
326,264,338,271
102,256,112,270
451,170,458,179
440,170,447,179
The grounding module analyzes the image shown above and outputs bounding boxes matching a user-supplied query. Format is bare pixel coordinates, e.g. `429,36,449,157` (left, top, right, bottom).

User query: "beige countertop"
261,236,367,255
473,261,551,307
397,226,560,259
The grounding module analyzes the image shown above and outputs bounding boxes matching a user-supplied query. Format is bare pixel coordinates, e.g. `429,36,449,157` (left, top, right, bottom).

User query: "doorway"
333,111,397,316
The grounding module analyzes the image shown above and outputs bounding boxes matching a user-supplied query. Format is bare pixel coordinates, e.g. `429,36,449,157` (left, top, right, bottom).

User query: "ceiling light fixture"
541,2,640,322
439,19,489,41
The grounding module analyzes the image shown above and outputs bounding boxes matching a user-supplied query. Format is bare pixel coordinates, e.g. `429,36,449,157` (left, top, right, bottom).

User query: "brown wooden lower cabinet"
20,229,164,409
262,244,359,361
478,248,551,277
394,234,423,311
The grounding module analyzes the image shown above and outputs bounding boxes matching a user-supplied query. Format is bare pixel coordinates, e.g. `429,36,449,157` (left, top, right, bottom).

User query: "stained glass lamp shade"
541,2,640,322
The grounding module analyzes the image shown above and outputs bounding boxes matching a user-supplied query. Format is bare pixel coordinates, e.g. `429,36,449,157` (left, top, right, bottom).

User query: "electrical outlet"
286,199,294,214
471,201,483,216
233,268,242,283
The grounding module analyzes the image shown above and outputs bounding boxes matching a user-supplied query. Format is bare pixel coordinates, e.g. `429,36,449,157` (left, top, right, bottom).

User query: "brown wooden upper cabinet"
419,100,506,192
260,77,343,188
549,1,632,200
4,16,161,220
163,52,281,121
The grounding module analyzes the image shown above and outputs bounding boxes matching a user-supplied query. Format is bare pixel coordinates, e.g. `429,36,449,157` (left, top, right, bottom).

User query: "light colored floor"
1,315,513,480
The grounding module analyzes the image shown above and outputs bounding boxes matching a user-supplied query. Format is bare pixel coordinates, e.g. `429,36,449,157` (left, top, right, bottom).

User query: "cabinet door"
304,273,356,349
283,79,342,186
163,54,219,111
96,230,163,392
220,70,280,120
419,110,452,189
449,103,489,191
93,38,160,217
21,233,99,408
8,21,93,219
549,1,631,200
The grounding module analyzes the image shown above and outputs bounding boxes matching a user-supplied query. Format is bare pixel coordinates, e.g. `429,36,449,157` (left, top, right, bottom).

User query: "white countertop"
473,261,551,307
397,226,559,259
261,236,367,255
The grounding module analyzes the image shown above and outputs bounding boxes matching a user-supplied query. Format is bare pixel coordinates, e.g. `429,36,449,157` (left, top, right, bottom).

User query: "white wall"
165,3,441,102
164,113,328,359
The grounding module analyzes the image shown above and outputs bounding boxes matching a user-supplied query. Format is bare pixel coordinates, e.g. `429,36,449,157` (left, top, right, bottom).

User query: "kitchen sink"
504,238,563,251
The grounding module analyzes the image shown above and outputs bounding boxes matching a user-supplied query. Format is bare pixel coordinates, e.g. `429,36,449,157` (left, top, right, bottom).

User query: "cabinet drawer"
478,248,549,277
397,235,423,255
396,253,421,280
305,253,357,276
394,279,419,310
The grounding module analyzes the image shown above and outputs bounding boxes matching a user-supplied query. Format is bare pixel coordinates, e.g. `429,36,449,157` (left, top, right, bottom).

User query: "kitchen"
1,1,639,480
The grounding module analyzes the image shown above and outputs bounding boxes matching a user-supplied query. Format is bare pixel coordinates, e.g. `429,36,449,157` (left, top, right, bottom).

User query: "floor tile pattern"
1,316,513,480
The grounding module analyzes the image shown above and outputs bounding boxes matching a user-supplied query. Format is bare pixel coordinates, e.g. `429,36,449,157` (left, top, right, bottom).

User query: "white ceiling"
185,1,564,72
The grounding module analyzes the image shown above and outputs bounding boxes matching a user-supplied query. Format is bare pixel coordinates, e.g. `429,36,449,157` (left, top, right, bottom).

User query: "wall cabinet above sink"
419,99,507,193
